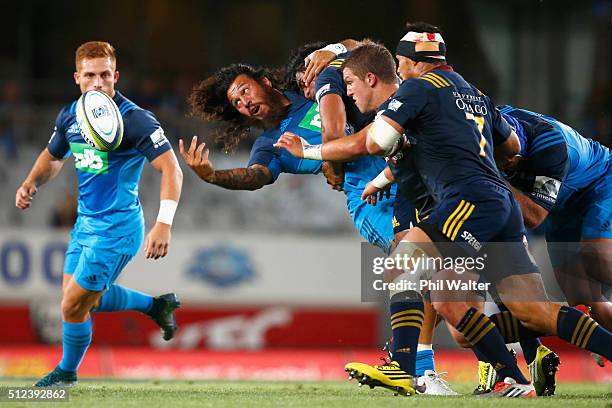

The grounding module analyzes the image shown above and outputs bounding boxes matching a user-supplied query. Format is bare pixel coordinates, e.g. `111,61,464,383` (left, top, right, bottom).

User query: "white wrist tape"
371,170,392,189
321,43,347,55
156,199,178,225
303,142,323,161
367,117,402,156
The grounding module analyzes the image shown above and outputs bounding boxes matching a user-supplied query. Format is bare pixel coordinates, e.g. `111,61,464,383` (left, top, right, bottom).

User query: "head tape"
396,31,446,63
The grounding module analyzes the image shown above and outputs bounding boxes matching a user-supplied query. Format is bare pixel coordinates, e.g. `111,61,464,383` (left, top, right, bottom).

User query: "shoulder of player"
54,99,80,130
120,103,160,131
411,70,456,90
327,52,349,68
398,75,433,90
316,65,343,87
256,128,282,145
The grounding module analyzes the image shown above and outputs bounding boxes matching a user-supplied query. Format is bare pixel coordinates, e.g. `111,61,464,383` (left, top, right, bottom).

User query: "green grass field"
1,379,610,407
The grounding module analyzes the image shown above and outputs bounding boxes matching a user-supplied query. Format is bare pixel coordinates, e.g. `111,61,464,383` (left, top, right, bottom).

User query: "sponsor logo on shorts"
461,230,482,251
392,216,400,229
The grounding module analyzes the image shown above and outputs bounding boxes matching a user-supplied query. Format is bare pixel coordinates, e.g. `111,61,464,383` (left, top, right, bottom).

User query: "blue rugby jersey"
500,105,611,212
247,91,323,180
47,90,171,238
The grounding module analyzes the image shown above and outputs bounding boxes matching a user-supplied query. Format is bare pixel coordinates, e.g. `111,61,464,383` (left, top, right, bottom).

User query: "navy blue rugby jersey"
375,99,434,217
381,66,513,202
314,52,389,196
314,51,374,132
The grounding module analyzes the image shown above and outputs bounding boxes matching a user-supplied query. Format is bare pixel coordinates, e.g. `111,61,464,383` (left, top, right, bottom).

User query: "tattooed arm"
179,136,273,191
206,164,272,190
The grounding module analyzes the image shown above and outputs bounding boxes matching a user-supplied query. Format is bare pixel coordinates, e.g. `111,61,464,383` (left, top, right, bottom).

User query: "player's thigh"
391,192,420,246
349,192,396,254
71,235,139,293
580,179,612,242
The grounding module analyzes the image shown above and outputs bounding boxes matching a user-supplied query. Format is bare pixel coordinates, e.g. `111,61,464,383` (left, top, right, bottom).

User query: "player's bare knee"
449,327,471,348
431,301,464,326
61,297,87,321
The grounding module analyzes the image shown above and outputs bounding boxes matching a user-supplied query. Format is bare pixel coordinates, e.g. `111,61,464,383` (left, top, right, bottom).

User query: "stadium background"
0,0,610,384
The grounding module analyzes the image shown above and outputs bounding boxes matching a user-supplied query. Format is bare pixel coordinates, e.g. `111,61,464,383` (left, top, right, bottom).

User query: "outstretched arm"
179,136,273,191
274,126,369,162
16,148,66,210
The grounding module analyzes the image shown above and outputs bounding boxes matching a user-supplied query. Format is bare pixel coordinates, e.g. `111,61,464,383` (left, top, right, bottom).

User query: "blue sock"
389,296,424,375
415,349,435,376
557,306,612,360
96,284,153,313
59,320,92,373
456,308,529,384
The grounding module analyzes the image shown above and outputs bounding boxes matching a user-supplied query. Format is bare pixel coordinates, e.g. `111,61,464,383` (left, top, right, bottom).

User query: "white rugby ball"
75,90,123,151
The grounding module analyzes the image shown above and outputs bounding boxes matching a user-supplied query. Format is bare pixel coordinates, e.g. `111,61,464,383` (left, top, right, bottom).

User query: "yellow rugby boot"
527,344,560,396
345,361,417,396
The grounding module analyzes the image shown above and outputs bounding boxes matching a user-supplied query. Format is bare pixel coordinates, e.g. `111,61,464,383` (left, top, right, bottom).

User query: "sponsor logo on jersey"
388,99,403,112
66,122,80,135
149,127,168,149
532,176,561,203
69,142,109,174
298,103,322,132
461,230,482,251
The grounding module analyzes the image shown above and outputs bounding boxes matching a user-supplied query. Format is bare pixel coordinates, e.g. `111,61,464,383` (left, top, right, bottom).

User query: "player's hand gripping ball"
76,90,123,151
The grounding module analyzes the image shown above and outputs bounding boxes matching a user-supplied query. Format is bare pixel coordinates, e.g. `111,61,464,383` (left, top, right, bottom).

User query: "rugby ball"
75,90,123,151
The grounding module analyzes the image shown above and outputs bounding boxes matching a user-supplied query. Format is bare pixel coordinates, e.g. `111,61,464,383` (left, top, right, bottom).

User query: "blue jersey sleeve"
490,104,513,146
508,143,569,211
315,67,345,104
381,80,428,128
247,134,282,182
47,107,71,160
123,109,171,161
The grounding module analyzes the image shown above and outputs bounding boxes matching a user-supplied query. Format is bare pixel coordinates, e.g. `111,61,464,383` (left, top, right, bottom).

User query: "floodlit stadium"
0,1,610,406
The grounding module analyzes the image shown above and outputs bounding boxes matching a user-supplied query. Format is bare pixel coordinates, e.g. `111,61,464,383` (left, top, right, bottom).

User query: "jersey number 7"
465,112,486,157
